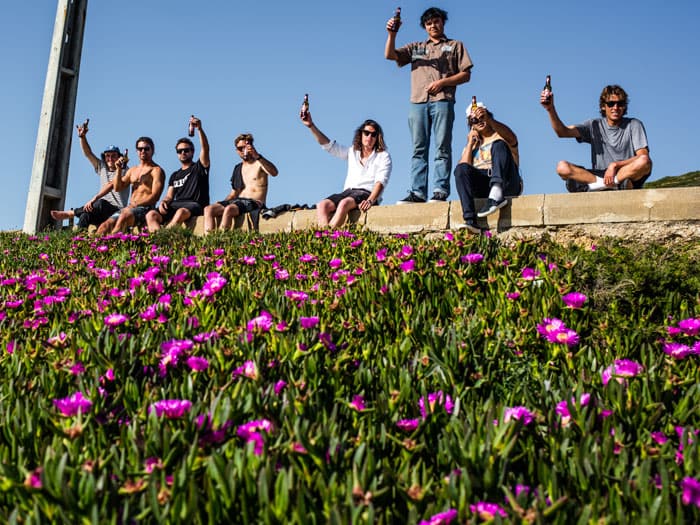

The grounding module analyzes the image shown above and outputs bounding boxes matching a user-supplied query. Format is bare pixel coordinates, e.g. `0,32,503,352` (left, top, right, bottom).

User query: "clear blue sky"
2,1,699,231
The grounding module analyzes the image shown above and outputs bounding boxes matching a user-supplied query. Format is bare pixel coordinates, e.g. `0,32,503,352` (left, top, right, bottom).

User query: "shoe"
396,192,426,205
428,191,448,202
477,198,508,218
454,219,482,234
565,179,589,193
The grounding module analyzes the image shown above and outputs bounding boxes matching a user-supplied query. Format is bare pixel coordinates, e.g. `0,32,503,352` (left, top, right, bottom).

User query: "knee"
318,200,334,213
454,163,469,179
556,161,573,179
223,205,239,218
636,154,652,172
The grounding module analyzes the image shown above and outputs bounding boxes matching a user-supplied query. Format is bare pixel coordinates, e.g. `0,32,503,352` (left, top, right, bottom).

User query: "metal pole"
24,0,88,234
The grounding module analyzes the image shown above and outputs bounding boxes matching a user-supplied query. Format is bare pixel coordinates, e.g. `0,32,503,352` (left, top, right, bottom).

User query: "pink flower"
232,360,258,380
602,359,643,386
186,356,209,371
678,318,700,336
650,431,668,445
273,380,287,395
24,467,43,489
349,395,366,411
419,508,457,525
469,502,507,520
555,393,591,426
144,457,164,473
506,292,520,300
396,419,420,432
151,399,192,419
376,248,388,261
662,342,694,359
237,419,273,455
285,289,309,304
53,391,92,417
503,406,534,425
461,253,483,264
247,311,273,332
681,477,700,507
553,328,580,347
400,259,416,272
329,258,342,269
419,391,454,419
104,313,128,327
520,267,540,280
562,292,587,309
300,316,320,329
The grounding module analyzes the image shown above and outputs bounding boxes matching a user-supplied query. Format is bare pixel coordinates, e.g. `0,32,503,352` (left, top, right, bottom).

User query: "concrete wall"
189,187,700,237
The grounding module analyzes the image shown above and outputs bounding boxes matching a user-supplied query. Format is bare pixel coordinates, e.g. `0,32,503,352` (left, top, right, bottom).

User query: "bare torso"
238,162,270,203
127,164,165,206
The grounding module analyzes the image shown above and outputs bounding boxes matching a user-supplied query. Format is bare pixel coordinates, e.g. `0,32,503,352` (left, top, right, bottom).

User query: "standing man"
385,6,473,204
453,103,522,233
50,121,130,233
300,110,391,229
202,134,278,233
146,116,210,232
540,84,652,192
110,137,165,233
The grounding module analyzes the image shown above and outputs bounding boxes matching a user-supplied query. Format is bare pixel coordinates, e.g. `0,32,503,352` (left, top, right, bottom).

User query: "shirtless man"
50,121,130,234
110,136,166,233
203,133,278,233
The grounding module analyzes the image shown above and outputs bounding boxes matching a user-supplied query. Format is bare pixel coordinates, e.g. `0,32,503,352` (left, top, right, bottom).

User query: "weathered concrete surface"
185,187,699,239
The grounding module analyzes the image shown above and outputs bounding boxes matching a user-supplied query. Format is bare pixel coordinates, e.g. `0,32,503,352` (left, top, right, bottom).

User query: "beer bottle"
300,94,309,120
543,75,552,104
390,7,402,32
188,115,195,137
470,96,478,115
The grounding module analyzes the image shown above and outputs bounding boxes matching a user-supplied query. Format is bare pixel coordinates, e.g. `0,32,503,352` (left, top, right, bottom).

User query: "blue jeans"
408,100,455,199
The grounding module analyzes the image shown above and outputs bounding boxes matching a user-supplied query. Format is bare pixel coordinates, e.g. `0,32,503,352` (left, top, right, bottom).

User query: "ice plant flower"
375,248,388,261
104,313,128,328
556,393,591,427
503,406,534,425
329,258,342,269
469,502,507,520
151,399,192,419
396,419,420,432
349,395,366,411
419,392,454,419
419,508,457,525
520,267,540,280
602,359,643,386
681,477,700,508
662,342,694,359
562,292,587,308
552,328,580,347
237,419,273,455
285,289,309,304
232,360,258,380
400,259,416,272
247,311,273,332
53,391,92,417
506,292,520,300
300,316,320,329
461,253,483,264
186,356,209,371
273,380,287,395
678,317,700,336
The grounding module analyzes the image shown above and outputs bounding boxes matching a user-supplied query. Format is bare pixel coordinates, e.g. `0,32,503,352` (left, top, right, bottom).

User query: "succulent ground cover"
0,228,698,523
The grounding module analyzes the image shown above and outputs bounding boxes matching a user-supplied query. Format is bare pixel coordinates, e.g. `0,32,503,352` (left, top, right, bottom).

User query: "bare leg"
50,210,75,221
614,154,652,186
166,208,192,228
329,197,357,229
146,210,163,232
220,204,240,230
203,203,224,234
112,209,135,233
96,218,115,235
556,161,597,184
316,199,335,227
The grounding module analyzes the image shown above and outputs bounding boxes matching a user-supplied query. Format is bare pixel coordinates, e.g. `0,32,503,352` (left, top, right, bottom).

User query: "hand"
76,123,88,138
359,199,374,212
300,110,313,127
116,149,128,169
540,89,554,109
603,163,617,186
467,129,481,150
386,17,401,33
84,198,95,212
190,116,201,130
426,80,445,96
248,144,261,161
159,200,170,214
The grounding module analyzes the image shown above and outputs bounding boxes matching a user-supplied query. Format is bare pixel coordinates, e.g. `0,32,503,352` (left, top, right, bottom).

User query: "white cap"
467,102,487,116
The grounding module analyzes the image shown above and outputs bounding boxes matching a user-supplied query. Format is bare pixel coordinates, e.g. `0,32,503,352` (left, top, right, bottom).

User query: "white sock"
488,183,503,201
587,177,609,191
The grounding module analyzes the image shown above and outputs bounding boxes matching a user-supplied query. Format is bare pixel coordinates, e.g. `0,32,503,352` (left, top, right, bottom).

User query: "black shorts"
218,198,263,215
130,205,156,226
162,200,203,222
588,168,650,190
324,188,371,207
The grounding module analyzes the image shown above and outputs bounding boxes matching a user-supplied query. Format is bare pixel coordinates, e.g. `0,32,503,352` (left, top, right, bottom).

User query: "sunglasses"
604,100,626,108
468,117,484,126
176,148,192,154
236,145,247,152
136,146,152,152
362,129,378,138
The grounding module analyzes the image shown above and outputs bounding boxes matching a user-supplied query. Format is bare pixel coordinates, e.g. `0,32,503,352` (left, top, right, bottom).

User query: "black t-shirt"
168,160,210,207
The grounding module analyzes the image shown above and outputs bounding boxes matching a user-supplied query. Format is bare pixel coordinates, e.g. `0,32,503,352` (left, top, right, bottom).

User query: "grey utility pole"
24,0,88,234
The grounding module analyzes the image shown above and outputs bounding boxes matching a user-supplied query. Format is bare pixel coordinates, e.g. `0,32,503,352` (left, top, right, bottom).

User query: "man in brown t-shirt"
385,7,473,204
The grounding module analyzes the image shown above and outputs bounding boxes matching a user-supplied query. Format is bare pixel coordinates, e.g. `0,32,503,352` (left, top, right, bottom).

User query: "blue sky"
3,1,699,231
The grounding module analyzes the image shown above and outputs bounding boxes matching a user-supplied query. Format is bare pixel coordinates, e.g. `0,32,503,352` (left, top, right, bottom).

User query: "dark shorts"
130,205,156,226
218,198,263,215
161,200,203,222
324,188,371,207
588,168,650,189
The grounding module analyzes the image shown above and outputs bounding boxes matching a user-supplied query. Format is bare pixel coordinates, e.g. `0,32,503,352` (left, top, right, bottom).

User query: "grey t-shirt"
575,117,648,171
97,160,129,209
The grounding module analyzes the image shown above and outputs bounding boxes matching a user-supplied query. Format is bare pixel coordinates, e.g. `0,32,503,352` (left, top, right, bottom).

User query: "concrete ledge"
189,187,700,236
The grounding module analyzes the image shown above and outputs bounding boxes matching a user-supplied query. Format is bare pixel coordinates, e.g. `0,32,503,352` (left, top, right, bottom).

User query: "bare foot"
51,210,73,220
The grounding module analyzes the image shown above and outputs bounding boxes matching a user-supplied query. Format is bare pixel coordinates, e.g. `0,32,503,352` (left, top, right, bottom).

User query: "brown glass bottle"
543,75,552,104
300,94,309,119
390,7,402,32
188,115,195,137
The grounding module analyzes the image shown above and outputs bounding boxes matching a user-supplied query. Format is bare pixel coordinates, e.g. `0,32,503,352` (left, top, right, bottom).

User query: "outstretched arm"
540,92,580,139
191,117,210,168
77,121,100,171
300,111,330,146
